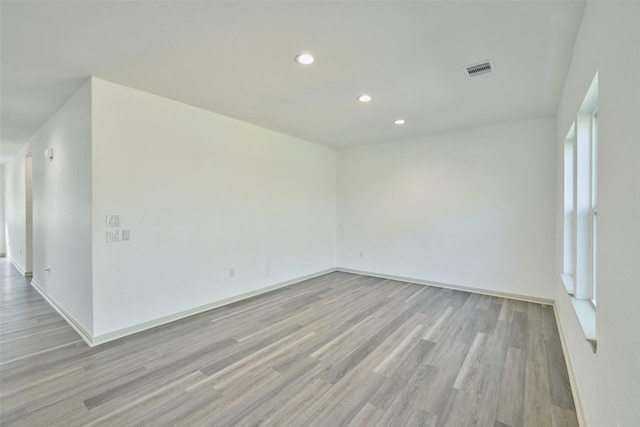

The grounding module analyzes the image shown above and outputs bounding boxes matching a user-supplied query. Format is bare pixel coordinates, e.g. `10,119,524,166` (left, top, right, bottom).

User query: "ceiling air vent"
465,60,494,78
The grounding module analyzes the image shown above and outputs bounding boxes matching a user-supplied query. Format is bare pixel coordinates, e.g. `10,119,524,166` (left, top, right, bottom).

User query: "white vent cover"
465,60,494,77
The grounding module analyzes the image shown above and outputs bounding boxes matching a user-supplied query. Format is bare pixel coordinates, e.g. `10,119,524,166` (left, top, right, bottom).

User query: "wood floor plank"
453,332,488,390
321,307,423,384
347,402,386,427
509,310,529,350
302,368,386,427
405,408,439,427
373,323,425,375
370,339,435,410
416,340,469,415
422,305,454,341
543,309,576,412
260,378,332,426
0,259,578,427
63,371,208,427
524,359,553,427
551,404,580,427
495,347,526,427
375,361,438,426
202,355,321,427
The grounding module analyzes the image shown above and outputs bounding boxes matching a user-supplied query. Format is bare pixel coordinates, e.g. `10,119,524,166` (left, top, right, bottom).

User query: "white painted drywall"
3,148,27,273
30,80,94,333
2,79,94,333
25,156,33,274
90,78,336,337
338,117,556,300
554,2,640,426
0,165,6,256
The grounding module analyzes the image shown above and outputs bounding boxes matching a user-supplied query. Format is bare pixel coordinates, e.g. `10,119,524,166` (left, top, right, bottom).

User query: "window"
561,72,598,351
590,109,598,306
562,124,575,296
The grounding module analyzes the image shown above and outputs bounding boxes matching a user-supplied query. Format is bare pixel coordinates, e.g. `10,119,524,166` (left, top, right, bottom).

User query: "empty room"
0,1,638,426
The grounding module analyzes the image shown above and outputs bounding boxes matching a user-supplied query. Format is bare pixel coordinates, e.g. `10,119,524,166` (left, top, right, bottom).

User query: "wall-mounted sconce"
45,147,53,160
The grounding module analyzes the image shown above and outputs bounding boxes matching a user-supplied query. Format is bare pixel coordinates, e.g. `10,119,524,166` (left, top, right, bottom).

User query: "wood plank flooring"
0,259,579,426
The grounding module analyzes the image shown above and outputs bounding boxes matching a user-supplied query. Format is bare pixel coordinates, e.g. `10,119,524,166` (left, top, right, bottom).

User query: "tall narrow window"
573,73,598,303
562,124,576,296
591,109,598,305
561,72,598,352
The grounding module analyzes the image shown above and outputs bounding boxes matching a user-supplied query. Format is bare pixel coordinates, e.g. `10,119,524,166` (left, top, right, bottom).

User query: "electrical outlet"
106,230,121,242
229,268,235,278
359,251,364,257
122,229,130,240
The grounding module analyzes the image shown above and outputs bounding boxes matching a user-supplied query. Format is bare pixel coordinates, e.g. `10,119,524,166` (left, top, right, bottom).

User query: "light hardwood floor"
0,259,578,426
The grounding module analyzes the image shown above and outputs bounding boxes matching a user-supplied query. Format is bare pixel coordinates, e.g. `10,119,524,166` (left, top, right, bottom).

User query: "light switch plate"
122,229,130,240
106,215,120,227
107,230,121,242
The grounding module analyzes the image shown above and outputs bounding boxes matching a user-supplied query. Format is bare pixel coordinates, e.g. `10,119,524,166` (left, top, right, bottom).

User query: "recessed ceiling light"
357,94,372,103
394,119,406,125
295,53,315,65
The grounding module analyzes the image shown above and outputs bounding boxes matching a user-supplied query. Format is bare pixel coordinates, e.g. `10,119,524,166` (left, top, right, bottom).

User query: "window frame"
561,72,598,352
590,109,598,307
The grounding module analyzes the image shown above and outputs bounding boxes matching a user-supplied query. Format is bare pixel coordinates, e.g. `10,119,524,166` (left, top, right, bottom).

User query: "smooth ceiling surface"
1,1,585,162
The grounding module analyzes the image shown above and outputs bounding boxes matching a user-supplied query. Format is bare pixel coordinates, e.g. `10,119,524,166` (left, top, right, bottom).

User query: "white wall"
25,156,33,274
0,165,6,256
90,78,337,337
4,148,27,273
30,80,94,334
554,2,640,426
3,80,94,334
338,117,556,300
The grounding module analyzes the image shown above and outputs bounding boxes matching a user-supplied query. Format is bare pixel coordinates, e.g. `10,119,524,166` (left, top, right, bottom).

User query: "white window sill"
560,273,575,296
570,298,597,353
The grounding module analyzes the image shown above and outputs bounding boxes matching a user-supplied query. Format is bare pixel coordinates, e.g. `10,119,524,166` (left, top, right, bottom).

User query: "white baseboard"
90,267,338,346
336,267,554,305
30,279,94,347
552,304,588,427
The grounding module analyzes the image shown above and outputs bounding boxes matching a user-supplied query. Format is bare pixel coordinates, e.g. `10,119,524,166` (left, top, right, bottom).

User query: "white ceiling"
1,1,585,162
